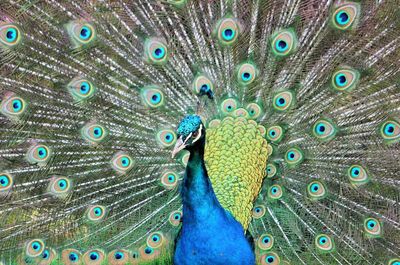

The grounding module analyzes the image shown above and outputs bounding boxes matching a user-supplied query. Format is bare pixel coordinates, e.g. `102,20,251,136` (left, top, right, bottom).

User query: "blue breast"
174,150,255,265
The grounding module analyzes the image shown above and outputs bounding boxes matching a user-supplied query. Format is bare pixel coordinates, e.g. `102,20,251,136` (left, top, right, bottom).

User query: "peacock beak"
171,134,191,159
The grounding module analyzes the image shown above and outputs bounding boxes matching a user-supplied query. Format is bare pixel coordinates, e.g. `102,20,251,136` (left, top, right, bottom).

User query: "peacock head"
172,115,205,158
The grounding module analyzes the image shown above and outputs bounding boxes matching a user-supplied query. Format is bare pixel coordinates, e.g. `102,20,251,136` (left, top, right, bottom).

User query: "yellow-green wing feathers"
205,116,269,230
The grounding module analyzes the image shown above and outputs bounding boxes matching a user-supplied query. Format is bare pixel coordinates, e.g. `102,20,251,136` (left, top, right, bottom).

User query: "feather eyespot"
271,29,298,56
246,103,262,119
266,125,284,143
237,63,257,85
156,129,176,147
83,249,105,265
252,205,266,219
66,20,96,47
0,24,22,47
389,258,400,265
332,3,360,30
193,75,214,97
312,119,337,141
144,38,168,64
160,171,179,190
257,233,274,250
331,67,359,92
169,210,182,226
139,245,161,261
347,164,369,186
146,232,165,249
215,18,240,45
1,94,27,119
111,152,134,173
87,205,106,222
266,163,277,178
107,249,130,264
26,144,52,166
48,176,72,197
273,91,294,111
221,98,239,115
61,249,82,265
364,217,382,237
315,234,335,253
26,239,45,257
260,252,280,265
0,173,13,192
268,184,283,199
81,123,107,144
380,120,400,144
68,78,96,102
307,181,327,200
285,147,304,167
141,86,165,108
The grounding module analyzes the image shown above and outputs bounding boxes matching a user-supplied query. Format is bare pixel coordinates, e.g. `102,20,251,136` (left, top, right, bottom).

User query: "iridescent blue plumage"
173,115,255,265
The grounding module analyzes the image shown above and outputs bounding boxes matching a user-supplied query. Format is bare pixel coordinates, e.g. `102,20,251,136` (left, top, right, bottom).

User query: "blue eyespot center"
255,208,261,213
267,167,271,172
89,252,99,260
94,207,102,216
121,157,130,167
80,82,90,95
263,237,270,243
336,11,350,25
150,93,161,104
222,28,235,41
79,26,92,40
351,167,360,177
6,28,17,42
152,235,160,242
32,242,41,251
335,74,347,87
42,250,49,259
0,175,9,186
316,123,326,134
58,179,67,189
271,187,278,194
38,147,47,159
12,99,22,112
242,72,251,81
311,184,320,192
200,84,211,94
93,127,103,138
144,247,153,254
69,253,78,261
168,175,175,183
319,237,327,245
269,130,276,137
153,47,165,59
174,214,180,220
276,40,288,52
288,151,295,160
276,97,286,107
115,252,123,260
384,123,395,135
164,133,173,143
367,220,376,229
266,256,275,263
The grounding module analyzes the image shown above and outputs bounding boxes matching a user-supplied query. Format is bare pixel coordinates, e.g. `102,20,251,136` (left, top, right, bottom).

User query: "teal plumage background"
0,0,399,264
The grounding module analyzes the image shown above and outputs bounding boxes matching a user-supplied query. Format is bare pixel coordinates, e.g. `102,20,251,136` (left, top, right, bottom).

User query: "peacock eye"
0,24,22,47
215,18,240,45
192,131,199,138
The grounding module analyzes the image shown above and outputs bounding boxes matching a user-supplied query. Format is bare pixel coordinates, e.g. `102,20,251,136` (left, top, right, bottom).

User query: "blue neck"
174,139,255,264
181,141,222,223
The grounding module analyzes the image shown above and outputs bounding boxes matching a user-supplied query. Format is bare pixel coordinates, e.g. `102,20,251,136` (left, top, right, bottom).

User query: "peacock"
0,0,399,264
